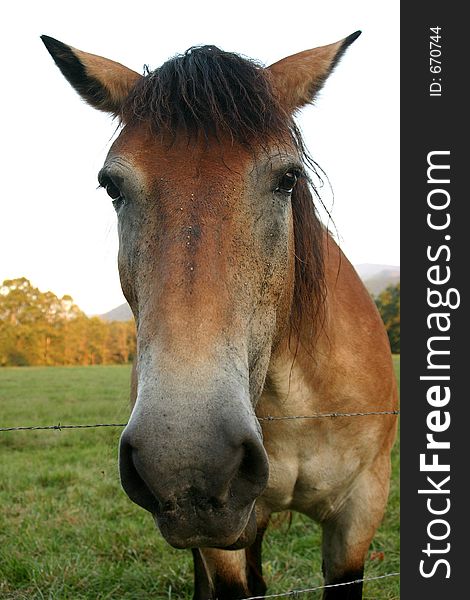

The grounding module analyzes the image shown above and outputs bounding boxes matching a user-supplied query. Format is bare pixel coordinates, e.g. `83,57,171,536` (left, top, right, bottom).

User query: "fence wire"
240,572,400,600
0,422,128,432
0,410,399,432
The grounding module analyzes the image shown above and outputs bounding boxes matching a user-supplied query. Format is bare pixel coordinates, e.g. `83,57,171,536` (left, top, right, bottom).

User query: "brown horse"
42,32,397,599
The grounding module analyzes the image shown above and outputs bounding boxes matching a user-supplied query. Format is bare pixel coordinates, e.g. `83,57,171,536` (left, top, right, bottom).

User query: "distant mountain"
98,263,400,320
99,303,132,322
355,264,400,281
356,264,400,296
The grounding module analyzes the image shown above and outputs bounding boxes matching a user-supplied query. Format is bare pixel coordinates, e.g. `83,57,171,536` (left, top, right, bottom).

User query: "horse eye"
105,181,122,200
277,170,301,194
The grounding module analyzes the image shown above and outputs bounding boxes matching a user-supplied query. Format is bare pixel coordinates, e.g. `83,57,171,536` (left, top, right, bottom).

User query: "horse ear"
41,35,141,115
267,31,361,114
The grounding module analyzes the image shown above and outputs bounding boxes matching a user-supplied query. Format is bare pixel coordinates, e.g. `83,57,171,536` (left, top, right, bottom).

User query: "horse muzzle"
154,495,258,549
118,397,269,549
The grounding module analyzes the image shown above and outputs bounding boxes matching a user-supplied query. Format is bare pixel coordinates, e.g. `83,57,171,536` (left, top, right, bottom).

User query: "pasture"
0,359,400,599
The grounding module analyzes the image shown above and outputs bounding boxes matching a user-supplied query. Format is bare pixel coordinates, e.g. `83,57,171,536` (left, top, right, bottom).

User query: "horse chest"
258,421,361,520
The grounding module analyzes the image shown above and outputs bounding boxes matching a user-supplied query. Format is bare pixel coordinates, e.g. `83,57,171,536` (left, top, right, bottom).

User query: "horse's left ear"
41,35,141,115
267,31,361,114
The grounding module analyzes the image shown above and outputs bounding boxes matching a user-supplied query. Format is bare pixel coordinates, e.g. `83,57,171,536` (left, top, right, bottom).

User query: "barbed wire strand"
258,410,399,421
241,572,400,600
0,423,127,432
0,410,399,432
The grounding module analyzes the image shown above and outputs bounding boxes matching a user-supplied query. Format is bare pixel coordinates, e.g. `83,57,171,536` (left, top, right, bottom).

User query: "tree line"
374,282,400,354
0,277,400,367
0,278,136,367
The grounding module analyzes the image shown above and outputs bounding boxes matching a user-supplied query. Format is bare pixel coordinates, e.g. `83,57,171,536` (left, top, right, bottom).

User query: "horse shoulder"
258,236,397,514
317,235,398,414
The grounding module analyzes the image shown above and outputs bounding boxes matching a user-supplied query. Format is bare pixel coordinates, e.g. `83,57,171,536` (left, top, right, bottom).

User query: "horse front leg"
192,547,250,600
320,459,391,600
321,510,369,600
192,515,270,600
192,548,214,600
321,561,364,600
245,520,269,597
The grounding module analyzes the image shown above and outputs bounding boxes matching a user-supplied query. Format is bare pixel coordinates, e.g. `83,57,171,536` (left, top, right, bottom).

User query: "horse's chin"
153,505,257,550
216,507,257,550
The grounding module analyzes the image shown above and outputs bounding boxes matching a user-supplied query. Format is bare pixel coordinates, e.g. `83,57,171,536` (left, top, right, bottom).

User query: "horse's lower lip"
152,504,257,549
218,508,257,549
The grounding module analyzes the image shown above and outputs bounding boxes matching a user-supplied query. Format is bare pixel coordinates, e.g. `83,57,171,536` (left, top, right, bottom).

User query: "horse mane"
123,45,326,348
122,45,291,145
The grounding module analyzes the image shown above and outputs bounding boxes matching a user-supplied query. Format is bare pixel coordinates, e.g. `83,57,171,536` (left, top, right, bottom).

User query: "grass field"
0,358,400,599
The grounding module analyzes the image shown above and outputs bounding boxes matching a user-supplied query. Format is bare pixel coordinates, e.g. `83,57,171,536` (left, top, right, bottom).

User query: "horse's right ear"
41,35,141,115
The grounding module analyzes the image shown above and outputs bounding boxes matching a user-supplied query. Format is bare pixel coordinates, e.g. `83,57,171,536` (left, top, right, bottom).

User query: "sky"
0,0,399,315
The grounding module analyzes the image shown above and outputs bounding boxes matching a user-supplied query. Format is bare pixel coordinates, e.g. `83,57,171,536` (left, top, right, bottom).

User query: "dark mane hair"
122,45,291,146
123,45,326,347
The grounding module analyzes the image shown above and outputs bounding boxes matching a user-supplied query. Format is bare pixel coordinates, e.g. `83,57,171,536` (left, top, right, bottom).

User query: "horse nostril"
242,440,269,482
231,434,269,502
119,432,160,513
119,420,269,516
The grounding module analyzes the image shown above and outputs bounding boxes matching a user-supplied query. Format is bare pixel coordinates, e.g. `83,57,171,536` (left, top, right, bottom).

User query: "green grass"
0,360,400,599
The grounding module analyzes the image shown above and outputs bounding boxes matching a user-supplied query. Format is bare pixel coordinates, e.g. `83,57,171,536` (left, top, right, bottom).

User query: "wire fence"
0,409,399,432
240,572,400,599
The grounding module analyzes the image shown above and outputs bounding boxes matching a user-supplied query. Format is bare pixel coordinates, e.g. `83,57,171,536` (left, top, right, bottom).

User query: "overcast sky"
1,0,399,315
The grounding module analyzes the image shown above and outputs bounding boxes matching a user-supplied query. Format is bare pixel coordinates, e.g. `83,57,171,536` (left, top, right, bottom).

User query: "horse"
42,32,397,599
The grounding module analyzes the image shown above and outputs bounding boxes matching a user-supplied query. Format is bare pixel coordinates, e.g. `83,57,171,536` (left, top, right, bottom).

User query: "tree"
0,278,85,365
0,277,136,366
375,283,400,354
0,278,57,365
106,320,136,364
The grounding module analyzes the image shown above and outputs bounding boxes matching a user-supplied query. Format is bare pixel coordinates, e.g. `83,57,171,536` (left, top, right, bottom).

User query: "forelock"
122,45,293,146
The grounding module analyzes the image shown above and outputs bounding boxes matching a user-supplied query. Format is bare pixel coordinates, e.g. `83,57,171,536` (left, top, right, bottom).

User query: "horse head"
42,32,360,550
